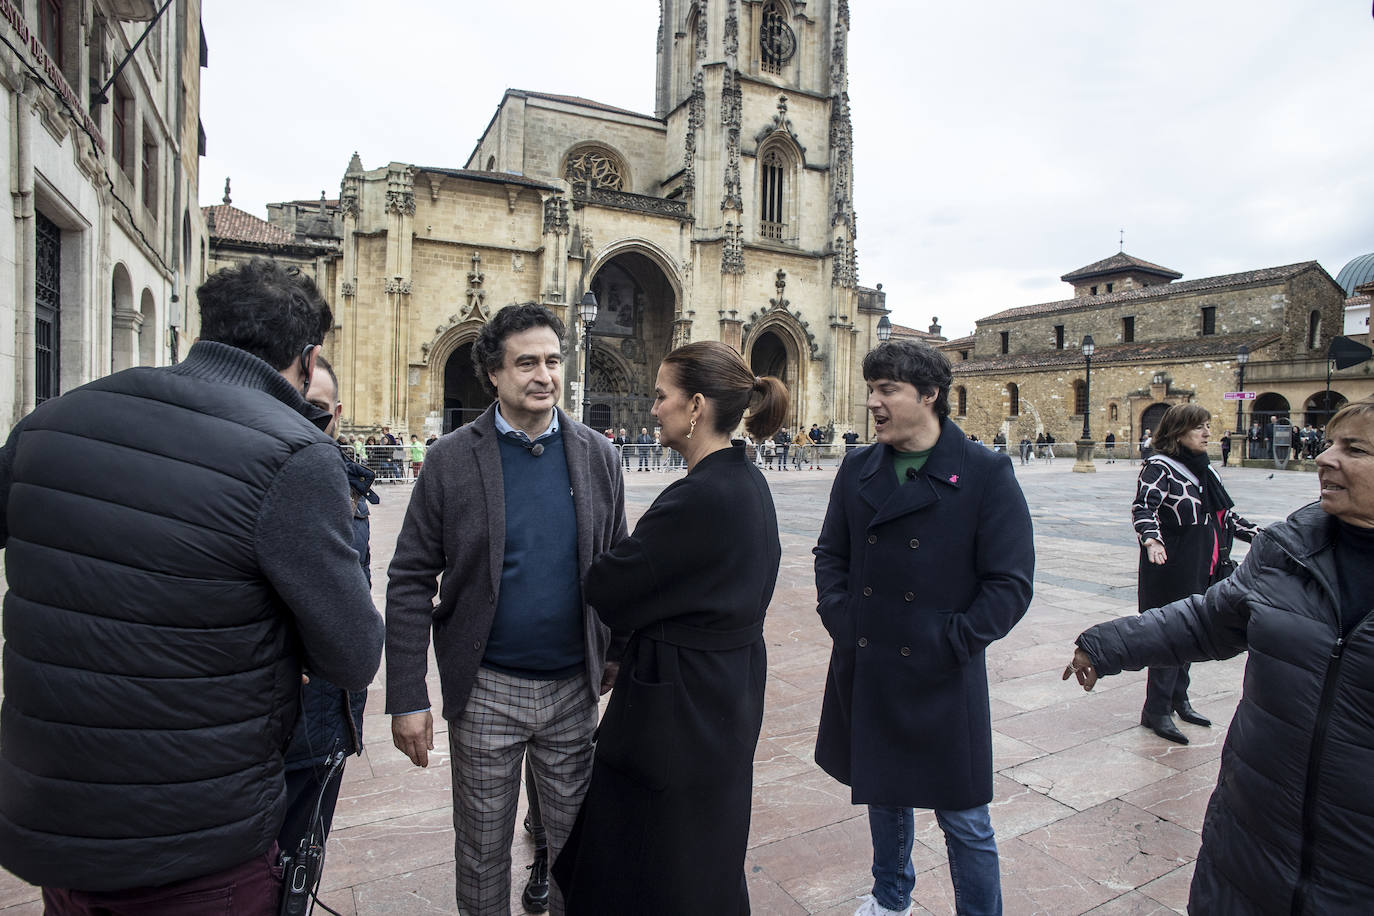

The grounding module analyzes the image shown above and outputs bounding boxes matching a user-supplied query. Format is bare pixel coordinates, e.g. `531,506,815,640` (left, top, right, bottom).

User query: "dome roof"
1335,252,1374,296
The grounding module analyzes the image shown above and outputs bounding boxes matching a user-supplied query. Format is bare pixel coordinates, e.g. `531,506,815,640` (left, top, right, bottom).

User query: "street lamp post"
578,291,598,425
1235,344,1249,465
1073,334,1096,473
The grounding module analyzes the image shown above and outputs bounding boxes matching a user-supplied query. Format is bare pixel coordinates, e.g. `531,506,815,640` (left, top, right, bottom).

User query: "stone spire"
222,177,231,205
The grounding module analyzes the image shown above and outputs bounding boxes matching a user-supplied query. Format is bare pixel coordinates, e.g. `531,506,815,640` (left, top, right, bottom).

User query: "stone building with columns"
940,252,1366,457
1,0,209,432
310,0,885,437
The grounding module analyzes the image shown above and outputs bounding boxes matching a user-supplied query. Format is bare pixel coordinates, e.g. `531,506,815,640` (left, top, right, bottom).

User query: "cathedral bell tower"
656,0,858,411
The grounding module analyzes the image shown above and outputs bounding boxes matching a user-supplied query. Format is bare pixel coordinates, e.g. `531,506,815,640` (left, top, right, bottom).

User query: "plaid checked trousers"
448,666,595,915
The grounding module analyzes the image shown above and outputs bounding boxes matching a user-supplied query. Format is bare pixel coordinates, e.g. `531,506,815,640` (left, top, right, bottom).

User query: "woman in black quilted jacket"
1064,397,1374,914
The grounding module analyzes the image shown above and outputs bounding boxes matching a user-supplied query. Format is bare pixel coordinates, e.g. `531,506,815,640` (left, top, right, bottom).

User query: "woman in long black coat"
554,341,789,916
1132,403,1256,743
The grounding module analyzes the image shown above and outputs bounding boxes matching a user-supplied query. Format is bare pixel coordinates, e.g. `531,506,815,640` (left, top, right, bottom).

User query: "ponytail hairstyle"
660,341,789,441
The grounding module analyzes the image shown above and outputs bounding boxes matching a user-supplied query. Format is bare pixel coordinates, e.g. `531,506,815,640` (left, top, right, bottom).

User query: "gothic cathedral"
325,0,886,437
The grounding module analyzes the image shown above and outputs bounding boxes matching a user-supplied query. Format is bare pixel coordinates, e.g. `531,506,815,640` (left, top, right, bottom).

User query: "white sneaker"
854,894,912,916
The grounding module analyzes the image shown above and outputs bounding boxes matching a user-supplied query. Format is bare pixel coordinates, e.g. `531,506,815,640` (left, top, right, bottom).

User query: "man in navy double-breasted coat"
814,340,1034,916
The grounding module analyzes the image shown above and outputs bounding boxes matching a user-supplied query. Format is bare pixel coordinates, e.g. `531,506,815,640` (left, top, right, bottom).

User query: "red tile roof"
203,205,296,246
890,323,944,341
1061,252,1182,283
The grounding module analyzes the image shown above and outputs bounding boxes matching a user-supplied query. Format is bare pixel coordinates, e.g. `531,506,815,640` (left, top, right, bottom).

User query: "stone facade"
1,0,209,431
941,254,1370,455
304,0,885,438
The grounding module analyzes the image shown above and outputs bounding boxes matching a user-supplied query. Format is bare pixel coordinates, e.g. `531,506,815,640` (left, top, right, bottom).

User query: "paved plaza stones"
0,457,1321,915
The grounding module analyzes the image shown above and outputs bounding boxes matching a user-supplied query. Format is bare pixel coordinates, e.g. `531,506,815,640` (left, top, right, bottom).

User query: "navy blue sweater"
484,431,585,674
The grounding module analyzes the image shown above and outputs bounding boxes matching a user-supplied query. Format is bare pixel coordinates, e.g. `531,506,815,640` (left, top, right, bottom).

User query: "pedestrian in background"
279,354,379,863
556,342,787,914
1130,403,1257,744
1105,431,1116,463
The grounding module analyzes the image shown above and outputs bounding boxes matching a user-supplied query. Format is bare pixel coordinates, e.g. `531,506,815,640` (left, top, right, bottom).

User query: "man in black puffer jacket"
1065,397,1374,914
0,258,384,913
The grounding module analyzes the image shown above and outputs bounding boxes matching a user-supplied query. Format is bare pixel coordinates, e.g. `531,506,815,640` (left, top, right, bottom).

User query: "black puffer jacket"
0,342,383,892
1077,503,1374,915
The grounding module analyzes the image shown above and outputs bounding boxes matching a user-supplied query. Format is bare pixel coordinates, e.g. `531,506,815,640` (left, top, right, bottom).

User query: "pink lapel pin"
948,474,959,484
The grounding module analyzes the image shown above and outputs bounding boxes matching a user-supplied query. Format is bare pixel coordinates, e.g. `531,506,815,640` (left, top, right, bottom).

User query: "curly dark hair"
861,340,954,421
471,303,566,396
196,258,332,369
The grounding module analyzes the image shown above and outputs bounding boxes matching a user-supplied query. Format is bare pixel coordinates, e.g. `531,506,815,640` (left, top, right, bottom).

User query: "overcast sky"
200,1,1373,338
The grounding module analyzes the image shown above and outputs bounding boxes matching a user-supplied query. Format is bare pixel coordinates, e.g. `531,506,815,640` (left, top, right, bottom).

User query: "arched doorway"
1251,392,1291,459
443,343,487,433
1304,390,1346,429
1140,402,1170,448
586,249,677,430
747,325,801,429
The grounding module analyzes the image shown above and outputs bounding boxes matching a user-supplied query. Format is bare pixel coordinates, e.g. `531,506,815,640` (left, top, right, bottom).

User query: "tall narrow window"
142,130,158,213
760,147,785,239
759,1,794,75
1000,331,1009,355
1308,310,1321,350
1054,325,1065,350
1073,380,1088,415
35,212,61,404
1123,316,1135,343
1007,382,1020,417
113,83,132,176
956,386,967,416
1106,282,1114,293
1201,305,1217,335
39,0,62,64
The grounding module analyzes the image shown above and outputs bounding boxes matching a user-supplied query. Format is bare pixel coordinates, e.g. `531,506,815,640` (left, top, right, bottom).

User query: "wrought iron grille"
35,211,61,404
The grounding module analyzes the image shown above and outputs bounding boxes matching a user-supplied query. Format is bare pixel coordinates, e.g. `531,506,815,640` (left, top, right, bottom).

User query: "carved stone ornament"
684,72,704,196
340,280,356,298
755,95,806,157
724,0,739,55
385,189,416,216
463,252,489,321
543,196,570,235
721,221,745,275
385,279,412,295
696,0,708,60
565,149,625,191
721,70,743,211
770,269,789,310
339,180,360,220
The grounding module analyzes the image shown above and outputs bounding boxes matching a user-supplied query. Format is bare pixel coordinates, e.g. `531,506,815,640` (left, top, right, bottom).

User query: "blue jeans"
868,803,1001,915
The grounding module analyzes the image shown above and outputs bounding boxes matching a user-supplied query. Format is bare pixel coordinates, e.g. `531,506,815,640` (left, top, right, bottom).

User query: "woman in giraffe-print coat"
1131,403,1258,744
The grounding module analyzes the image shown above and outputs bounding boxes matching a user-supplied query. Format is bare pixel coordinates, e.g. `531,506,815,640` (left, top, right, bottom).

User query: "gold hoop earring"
687,417,696,440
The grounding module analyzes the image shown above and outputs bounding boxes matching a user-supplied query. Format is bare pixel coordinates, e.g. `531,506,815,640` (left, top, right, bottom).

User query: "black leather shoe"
521,847,549,914
1174,702,1212,727
1141,712,1188,744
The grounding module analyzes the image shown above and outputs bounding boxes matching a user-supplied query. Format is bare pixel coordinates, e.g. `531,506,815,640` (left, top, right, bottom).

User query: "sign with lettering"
1223,391,1257,401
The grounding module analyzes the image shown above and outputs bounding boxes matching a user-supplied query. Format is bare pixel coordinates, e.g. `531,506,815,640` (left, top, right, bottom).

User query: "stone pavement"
0,454,1319,915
